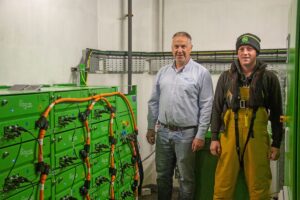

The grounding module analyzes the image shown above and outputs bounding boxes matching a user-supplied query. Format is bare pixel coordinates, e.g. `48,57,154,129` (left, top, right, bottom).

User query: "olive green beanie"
236,33,261,55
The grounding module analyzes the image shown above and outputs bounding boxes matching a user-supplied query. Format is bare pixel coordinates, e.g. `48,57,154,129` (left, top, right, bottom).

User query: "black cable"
27,180,34,200
70,165,77,196
115,146,124,184
52,161,83,172
1,128,41,197
5,136,22,183
132,137,144,195
0,180,37,197
15,180,38,189
122,164,135,177
21,128,39,141
90,149,110,156
142,150,156,162
71,120,79,159
116,145,136,185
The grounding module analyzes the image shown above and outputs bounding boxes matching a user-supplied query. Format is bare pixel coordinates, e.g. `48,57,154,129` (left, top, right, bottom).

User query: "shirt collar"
171,58,192,72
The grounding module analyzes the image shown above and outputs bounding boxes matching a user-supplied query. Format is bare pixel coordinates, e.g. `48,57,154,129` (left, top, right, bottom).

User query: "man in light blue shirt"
146,32,214,200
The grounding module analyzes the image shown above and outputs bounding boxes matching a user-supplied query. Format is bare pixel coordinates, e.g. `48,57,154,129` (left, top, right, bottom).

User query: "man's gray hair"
172,32,192,41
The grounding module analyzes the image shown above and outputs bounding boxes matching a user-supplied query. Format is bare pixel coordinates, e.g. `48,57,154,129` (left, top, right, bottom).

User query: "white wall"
96,0,291,52
0,0,98,85
162,0,290,51
0,0,291,187
97,0,159,51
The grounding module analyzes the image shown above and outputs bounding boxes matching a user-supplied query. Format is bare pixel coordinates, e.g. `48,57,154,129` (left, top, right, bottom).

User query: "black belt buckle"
167,125,181,131
240,100,246,109
159,121,181,131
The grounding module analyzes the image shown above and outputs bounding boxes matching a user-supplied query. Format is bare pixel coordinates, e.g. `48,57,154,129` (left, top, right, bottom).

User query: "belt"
158,121,197,131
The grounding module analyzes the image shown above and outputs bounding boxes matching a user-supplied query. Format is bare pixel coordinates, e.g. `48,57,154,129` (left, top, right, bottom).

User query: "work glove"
146,129,156,145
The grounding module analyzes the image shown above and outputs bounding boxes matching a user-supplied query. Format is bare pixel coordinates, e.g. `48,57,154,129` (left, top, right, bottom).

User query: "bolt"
2,151,9,158
1,99,8,106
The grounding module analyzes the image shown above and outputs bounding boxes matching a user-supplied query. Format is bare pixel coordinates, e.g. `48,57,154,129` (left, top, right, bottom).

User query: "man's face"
172,36,192,67
237,45,257,68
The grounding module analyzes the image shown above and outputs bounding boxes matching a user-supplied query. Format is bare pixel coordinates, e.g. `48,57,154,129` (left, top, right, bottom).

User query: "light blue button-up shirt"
147,59,214,140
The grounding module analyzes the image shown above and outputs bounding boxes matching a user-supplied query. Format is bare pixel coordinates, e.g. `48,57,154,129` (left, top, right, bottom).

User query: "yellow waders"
213,87,272,200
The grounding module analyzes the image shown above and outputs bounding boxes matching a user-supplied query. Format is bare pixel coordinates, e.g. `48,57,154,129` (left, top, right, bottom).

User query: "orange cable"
37,91,137,200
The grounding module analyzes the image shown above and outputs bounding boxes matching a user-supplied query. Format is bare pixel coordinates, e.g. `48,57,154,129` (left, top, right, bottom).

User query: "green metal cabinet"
286,0,300,199
0,85,138,200
195,138,249,200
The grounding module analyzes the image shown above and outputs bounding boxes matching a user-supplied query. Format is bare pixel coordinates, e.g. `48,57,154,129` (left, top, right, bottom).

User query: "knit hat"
236,33,261,55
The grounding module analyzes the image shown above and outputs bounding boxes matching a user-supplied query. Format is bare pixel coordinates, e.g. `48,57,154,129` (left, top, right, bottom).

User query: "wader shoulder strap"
235,107,259,168
234,112,241,166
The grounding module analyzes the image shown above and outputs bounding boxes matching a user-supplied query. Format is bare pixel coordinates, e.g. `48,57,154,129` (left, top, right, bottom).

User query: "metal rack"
80,48,287,75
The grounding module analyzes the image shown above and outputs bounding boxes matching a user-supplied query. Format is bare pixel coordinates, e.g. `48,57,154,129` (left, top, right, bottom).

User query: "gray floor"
138,185,279,200
139,185,179,200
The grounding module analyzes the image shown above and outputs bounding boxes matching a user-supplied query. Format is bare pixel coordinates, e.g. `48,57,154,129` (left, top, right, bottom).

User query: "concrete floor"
139,185,179,200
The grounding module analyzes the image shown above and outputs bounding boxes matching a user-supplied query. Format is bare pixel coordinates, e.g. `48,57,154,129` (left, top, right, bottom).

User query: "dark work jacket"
210,59,283,148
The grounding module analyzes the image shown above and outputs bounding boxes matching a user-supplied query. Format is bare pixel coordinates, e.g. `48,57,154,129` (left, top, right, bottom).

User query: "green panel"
116,86,137,114
90,168,118,200
116,153,135,197
116,143,132,159
117,175,135,200
91,104,112,123
54,165,86,195
0,116,41,148
0,164,40,196
54,146,82,170
0,137,51,192
118,162,135,183
0,86,9,89
55,180,85,199
116,95,137,114
53,108,87,133
91,152,111,173
90,120,110,140
90,167,111,199
90,183,110,200
115,155,133,170
89,87,117,124
91,167,110,187
91,135,110,157
88,86,117,96
115,114,135,146
53,89,89,111
0,85,137,199
54,128,85,154
1,179,52,200
0,93,49,120
286,0,300,199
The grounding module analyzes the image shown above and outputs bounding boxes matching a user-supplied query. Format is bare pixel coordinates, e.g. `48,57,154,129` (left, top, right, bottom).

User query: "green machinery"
285,0,300,199
0,85,141,200
195,136,249,200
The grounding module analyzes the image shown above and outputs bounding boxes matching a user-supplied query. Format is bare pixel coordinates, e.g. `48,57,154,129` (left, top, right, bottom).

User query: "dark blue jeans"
155,126,196,200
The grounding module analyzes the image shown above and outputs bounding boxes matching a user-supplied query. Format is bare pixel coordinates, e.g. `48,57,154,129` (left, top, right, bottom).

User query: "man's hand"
146,129,156,145
210,140,221,156
269,147,280,160
192,138,205,152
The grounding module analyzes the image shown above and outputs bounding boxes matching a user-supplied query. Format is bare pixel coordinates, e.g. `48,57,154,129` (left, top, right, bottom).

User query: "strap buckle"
240,100,246,109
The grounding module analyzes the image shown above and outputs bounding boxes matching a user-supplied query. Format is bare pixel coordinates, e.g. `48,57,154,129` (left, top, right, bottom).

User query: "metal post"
128,0,132,93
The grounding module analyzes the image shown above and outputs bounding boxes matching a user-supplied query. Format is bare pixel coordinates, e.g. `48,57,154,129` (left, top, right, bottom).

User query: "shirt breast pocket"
177,76,197,98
